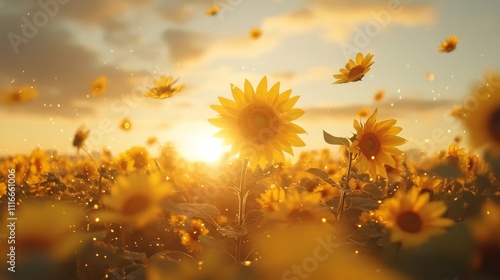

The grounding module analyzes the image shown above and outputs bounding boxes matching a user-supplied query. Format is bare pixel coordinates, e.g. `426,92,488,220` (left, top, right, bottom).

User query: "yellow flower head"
333,52,374,84
209,76,306,170
91,76,107,96
29,148,51,175
257,187,285,212
206,5,220,16
178,219,209,253
439,35,460,53
0,86,37,104
374,90,384,102
0,200,86,264
97,173,174,228
72,126,90,152
357,107,371,118
123,146,150,170
349,109,406,178
145,75,185,99
120,117,132,131
463,73,500,152
267,189,331,225
376,188,454,248
249,27,262,39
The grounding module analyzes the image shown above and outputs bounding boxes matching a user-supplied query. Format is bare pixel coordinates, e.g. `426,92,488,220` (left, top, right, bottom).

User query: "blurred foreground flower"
349,109,406,178
0,86,37,104
0,200,86,264
90,76,107,96
333,52,374,84
439,35,460,53
463,73,500,152
145,75,184,99
97,173,174,228
209,76,306,170
376,188,454,248
72,126,89,153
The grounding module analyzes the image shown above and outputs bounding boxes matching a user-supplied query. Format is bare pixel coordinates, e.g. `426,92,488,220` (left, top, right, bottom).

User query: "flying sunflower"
0,86,37,104
91,76,107,96
376,188,454,248
439,35,460,53
208,76,306,170
463,73,500,153
333,52,374,84
145,75,184,99
349,109,406,179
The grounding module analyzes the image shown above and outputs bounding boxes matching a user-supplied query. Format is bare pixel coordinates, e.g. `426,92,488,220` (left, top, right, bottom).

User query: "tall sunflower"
349,109,406,178
333,52,374,84
463,73,500,152
376,188,454,248
209,76,306,170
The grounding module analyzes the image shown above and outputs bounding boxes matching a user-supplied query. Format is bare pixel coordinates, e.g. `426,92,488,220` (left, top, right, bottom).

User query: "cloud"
163,29,214,64
302,97,455,122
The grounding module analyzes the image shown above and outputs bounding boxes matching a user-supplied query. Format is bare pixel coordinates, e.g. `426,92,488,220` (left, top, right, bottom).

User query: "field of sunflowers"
1,64,500,280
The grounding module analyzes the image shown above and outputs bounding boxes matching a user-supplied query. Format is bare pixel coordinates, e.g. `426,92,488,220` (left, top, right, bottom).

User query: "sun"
194,136,227,163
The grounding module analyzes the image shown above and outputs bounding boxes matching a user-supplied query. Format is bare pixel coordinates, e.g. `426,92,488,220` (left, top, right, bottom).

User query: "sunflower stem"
338,152,353,221
236,158,249,268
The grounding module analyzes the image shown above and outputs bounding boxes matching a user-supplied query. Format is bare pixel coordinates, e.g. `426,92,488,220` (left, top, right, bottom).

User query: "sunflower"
267,189,331,225
120,117,132,131
257,186,285,212
29,148,51,175
145,75,184,99
385,154,406,182
349,109,406,179
333,52,374,84
97,172,174,228
208,76,306,170
0,200,86,264
463,73,500,152
91,76,107,96
178,219,210,253
439,35,460,53
0,86,37,104
249,27,262,39
72,126,89,152
374,90,384,102
376,188,454,248
206,5,220,16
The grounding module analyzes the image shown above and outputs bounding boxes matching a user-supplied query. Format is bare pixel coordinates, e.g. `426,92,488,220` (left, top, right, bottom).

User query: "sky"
1,0,500,162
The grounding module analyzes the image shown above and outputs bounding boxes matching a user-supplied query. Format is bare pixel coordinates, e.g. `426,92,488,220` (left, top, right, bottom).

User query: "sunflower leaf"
361,183,385,199
323,130,350,147
305,168,342,190
163,203,220,221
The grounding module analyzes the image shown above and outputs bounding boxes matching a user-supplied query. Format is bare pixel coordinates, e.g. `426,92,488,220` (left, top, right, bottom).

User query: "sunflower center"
358,133,381,158
348,65,366,81
396,210,423,233
121,193,152,216
238,103,281,145
488,109,500,143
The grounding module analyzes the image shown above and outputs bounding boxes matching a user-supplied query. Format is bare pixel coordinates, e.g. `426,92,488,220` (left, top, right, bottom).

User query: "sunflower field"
1,71,500,280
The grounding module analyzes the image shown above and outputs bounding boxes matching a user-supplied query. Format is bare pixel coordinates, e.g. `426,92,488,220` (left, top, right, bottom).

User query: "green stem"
337,152,353,221
235,158,249,267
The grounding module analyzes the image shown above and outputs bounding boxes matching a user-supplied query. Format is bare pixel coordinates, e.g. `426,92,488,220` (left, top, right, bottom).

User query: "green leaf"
243,209,264,230
361,183,385,199
349,197,379,211
349,227,383,243
163,203,220,221
306,168,342,190
245,163,283,187
323,130,350,147
217,225,247,239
